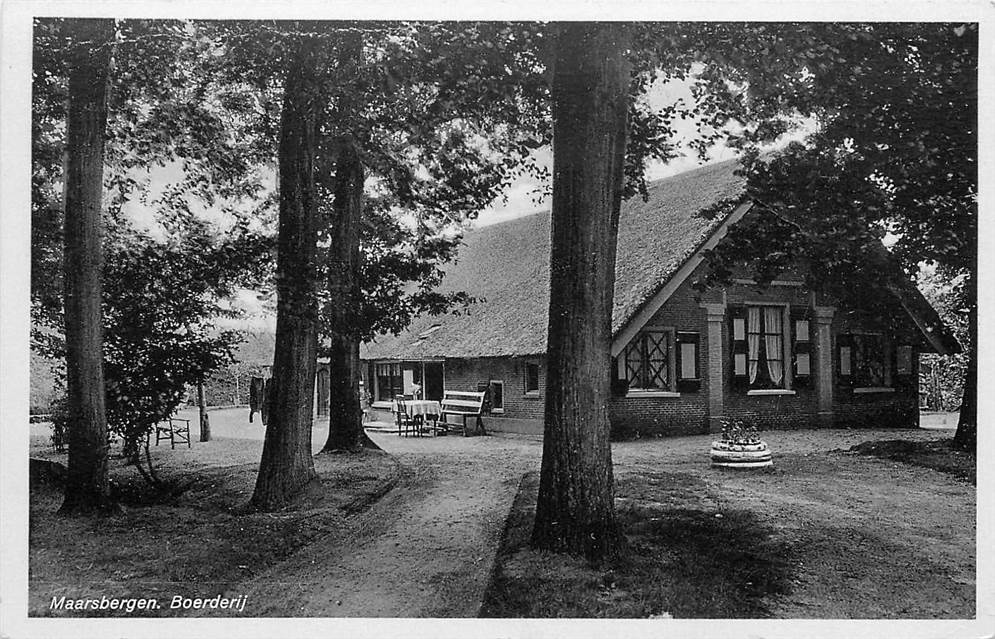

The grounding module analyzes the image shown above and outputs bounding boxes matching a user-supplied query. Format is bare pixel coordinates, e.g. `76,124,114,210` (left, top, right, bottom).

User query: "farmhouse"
359,160,960,437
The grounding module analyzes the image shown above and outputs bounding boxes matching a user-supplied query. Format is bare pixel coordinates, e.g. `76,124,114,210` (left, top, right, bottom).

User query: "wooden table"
397,400,442,436
404,400,441,419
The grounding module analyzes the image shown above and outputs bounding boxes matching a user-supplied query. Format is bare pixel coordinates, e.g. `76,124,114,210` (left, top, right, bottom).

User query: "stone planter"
710,439,773,468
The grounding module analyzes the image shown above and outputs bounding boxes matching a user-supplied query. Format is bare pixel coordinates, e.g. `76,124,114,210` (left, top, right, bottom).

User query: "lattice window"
623,331,671,391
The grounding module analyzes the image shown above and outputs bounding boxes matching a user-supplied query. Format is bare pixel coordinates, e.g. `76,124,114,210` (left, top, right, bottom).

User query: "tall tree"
34,18,275,496
679,23,977,449
302,23,551,452
250,32,324,509
195,21,546,498
321,136,370,451
58,18,116,515
531,22,631,560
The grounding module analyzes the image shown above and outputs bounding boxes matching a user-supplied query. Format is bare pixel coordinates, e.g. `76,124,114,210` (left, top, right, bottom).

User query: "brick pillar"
701,303,726,433
813,306,836,427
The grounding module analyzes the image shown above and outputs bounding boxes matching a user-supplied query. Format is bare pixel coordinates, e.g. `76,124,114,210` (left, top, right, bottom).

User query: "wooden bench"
152,417,191,449
440,390,487,436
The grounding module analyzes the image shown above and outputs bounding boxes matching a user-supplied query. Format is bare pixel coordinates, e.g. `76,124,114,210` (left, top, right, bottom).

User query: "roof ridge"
361,156,748,360
470,157,744,233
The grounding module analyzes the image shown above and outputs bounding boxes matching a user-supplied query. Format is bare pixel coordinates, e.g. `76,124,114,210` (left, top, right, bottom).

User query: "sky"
120,70,753,235
114,70,767,331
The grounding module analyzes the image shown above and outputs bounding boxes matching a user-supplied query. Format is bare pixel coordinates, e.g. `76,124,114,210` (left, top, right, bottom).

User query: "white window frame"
524,360,541,397
489,379,505,413
742,302,796,396
620,327,680,398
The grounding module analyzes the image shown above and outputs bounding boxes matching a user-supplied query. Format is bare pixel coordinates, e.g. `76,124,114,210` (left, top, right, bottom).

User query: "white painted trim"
489,379,505,411
612,201,755,357
746,389,797,396
853,387,896,394
624,390,681,398
523,359,542,395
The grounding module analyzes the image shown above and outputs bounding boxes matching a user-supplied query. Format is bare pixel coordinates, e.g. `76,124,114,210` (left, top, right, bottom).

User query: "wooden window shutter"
676,332,701,393
837,333,854,387
791,308,812,388
729,306,748,391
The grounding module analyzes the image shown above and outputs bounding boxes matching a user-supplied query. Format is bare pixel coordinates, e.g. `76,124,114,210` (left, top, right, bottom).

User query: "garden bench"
440,390,487,436
153,417,191,449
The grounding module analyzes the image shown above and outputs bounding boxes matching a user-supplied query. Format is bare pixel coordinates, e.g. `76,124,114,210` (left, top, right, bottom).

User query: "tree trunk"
324,339,379,451
251,36,322,510
198,381,210,442
531,22,631,561
59,18,117,516
953,275,976,452
322,138,378,452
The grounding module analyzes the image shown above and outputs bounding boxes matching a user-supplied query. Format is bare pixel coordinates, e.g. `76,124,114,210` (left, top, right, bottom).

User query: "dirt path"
227,431,543,617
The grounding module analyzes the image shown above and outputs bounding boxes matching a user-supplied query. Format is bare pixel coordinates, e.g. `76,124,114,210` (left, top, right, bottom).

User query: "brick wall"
443,356,545,421
608,276,713,438
833,387,919,428
719,276,822,431
607,263,924,437
361,258,928,439
608,395,709,437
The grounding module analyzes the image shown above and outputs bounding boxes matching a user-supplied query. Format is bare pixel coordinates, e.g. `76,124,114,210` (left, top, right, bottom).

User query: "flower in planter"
720,419,762,445
712,419,772,468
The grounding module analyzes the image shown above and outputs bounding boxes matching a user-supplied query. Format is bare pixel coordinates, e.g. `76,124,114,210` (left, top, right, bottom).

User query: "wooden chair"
153,417,191,449
395,394,417,437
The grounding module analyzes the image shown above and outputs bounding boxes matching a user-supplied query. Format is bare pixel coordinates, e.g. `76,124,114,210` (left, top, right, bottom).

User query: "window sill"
523,392,541,399
625,390,681,398
746,389,797,396
853,387,895,394
491,409,505,414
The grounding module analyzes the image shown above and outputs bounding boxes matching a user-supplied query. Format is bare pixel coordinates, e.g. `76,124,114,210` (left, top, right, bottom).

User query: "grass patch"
29,446,400,617
848,439,975,484
480,471,794,618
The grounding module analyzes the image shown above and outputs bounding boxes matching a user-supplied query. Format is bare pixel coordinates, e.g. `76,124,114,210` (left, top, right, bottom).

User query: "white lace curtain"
747,306,784,386
747,306,761,383
764,306,784,385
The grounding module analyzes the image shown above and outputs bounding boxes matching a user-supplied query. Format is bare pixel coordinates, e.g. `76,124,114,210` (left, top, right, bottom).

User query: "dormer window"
418,324,442,339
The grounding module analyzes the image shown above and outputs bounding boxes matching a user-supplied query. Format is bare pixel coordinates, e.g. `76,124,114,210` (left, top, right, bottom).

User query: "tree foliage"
918,266,970,411
677,23,976,447
104,217,270,475
33,18,275,493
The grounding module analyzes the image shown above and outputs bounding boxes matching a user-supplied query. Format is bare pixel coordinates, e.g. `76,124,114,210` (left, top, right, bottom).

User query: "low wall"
482,416,543,437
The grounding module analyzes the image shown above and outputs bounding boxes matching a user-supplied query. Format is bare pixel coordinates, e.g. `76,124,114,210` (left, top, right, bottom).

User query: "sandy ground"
30,409,969,618
219,431,544,617
610,427,975,618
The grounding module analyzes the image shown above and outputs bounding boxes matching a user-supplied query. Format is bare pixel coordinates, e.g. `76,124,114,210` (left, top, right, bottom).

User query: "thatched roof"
361,159,746,361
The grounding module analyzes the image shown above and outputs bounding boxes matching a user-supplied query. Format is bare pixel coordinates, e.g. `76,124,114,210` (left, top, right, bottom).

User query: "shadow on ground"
480,471,794,618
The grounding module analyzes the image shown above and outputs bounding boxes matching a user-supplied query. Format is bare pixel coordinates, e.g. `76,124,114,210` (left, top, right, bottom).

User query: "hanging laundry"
260,378,272,426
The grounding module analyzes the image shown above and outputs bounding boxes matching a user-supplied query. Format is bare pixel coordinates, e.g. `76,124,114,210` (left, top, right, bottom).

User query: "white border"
2,2,992,639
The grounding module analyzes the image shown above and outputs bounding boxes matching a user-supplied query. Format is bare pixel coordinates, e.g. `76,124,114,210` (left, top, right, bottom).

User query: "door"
423,362,445,401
